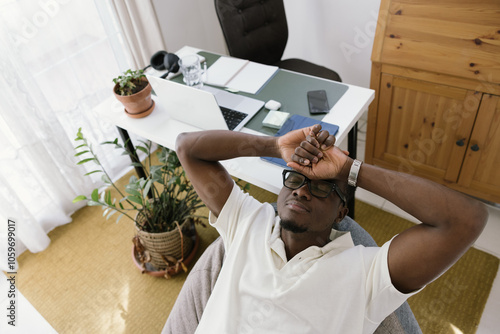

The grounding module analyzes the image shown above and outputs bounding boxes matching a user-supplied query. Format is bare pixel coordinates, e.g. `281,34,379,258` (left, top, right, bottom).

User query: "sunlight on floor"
96,284,129,333
450,323,463,334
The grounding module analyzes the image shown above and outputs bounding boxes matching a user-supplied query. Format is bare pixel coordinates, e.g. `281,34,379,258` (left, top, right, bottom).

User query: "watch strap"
348,159,363,187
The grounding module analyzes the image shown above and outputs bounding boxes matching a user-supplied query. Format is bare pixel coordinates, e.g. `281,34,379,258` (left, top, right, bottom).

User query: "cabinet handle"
456,139,465,147
470,144,480,152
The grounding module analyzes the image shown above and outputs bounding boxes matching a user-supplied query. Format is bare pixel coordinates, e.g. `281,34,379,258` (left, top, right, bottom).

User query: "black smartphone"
307,90,330,114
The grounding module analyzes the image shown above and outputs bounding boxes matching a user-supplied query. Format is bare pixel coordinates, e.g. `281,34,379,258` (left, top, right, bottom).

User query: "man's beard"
280,219,307,233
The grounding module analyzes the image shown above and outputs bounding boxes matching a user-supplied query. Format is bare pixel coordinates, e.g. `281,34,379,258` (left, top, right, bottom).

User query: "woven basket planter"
135,219,193,270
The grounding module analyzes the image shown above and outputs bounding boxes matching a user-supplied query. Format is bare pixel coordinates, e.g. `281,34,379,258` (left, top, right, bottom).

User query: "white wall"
152,0,381,88
283,1,381,88
152,0,226,55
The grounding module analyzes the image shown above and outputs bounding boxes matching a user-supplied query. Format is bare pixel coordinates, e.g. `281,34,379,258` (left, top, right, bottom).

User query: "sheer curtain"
109,0,166,69
0,0,142,270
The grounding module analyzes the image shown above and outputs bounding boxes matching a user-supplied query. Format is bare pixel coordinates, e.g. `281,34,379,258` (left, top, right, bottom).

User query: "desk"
97,46,374,217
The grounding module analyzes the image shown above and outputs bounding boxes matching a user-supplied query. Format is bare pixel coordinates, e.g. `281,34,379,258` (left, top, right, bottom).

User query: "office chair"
214,0,342,82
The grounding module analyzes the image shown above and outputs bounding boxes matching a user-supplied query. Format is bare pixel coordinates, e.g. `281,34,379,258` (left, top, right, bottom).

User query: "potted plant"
73,128,206,278
113,69,155,118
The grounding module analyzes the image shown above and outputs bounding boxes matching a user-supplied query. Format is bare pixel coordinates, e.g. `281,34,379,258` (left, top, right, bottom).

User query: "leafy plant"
112,69,147,96
73,128,206,233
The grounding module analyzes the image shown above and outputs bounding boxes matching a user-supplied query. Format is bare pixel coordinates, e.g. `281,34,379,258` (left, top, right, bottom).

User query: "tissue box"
262,110,290,129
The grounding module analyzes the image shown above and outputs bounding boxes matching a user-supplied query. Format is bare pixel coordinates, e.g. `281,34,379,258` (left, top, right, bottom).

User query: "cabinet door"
458,94,500,202
373,74,480,184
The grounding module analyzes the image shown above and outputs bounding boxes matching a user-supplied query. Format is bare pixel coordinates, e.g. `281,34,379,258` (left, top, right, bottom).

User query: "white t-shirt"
195,183,417,334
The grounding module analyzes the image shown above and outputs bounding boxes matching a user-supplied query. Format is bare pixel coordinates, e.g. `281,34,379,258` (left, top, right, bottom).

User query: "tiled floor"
349,112,500,334
4,112,499,333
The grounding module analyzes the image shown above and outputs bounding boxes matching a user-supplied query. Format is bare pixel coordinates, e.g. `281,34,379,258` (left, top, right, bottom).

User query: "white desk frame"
96,46,374,196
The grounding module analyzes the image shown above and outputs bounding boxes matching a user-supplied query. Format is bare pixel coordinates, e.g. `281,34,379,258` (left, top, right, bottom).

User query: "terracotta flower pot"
113,77,155,118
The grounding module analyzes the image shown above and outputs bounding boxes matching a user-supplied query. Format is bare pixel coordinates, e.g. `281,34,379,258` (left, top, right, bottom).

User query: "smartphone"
307,90,330,114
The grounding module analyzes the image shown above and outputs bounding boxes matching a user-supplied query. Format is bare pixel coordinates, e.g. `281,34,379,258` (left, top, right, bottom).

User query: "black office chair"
214,0,342,82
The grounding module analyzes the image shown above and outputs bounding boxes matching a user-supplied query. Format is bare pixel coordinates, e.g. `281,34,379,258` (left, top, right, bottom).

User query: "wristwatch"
348,159,363,187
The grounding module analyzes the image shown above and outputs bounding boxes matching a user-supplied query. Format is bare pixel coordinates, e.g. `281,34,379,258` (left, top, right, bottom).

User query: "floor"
1,111,499,333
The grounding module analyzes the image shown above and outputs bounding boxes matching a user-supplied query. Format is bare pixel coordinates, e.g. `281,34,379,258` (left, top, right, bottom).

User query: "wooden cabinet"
366,0,500,203
458,94,500,200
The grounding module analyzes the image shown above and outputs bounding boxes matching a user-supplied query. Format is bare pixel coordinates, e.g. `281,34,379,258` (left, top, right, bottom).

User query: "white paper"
226,62,278,94
205,57,249,87
205,56,278,94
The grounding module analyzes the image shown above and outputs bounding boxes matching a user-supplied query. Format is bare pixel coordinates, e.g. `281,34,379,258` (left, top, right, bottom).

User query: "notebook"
261,115,340,167
146,75,264,131
204,56,279,94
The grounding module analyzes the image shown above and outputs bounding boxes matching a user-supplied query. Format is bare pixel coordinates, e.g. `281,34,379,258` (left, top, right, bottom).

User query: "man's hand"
282,124,351,181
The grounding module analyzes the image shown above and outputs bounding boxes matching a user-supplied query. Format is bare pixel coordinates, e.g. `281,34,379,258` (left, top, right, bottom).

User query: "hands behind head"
278,124,351,181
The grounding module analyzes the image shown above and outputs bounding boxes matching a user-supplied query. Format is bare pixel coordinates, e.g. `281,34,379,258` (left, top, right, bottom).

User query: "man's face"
276,181,345,234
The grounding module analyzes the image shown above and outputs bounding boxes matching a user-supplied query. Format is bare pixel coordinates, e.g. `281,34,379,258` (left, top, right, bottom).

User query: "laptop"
146,75,265,131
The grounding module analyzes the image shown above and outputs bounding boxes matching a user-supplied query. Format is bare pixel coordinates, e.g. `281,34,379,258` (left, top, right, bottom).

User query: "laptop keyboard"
220,106,248,131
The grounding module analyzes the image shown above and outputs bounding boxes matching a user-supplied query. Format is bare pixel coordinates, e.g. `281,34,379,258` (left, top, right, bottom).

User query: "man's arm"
176,131,276,217
355,163,487,293
175,127,316,217
290,127,488,293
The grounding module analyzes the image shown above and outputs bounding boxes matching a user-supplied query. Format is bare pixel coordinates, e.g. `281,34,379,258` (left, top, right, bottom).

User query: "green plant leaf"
136,146,148,154
106,210,117,220
75,143,87,149
74,150,89,157
88,200,102,206
125,186,141,197
143,179,152,198
84,170,102,176
127,195,143,206
77,158,96,165
105,191,112,205
91,189,99,202
138,140,151,151
102,174,111,184
73,195,87,203
101,138,119,145
116,213,124,223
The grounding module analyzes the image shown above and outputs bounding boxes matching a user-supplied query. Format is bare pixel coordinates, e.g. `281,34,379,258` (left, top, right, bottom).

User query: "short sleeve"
208,182,265,251
364,238,424,327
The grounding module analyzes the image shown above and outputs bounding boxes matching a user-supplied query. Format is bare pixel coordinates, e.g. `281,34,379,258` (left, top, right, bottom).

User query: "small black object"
143,51,180,78
307,90,330,114
163,53,180,74
150,50,168,70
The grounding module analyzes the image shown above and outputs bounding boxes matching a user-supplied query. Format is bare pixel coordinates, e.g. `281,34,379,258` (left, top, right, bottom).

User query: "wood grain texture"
373,0,500,83
374,75,478,182
459,95,500,195
368,0,500,203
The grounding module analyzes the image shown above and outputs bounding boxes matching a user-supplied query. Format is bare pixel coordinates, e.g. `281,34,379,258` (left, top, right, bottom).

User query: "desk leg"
347,122,358,220
116,127,152,198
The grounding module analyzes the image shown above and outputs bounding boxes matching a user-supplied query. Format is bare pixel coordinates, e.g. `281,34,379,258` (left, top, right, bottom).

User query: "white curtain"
110,0,166,69
0,0,141,271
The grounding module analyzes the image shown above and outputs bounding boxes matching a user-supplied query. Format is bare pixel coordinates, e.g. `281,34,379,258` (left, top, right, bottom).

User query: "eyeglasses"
282,170,346,204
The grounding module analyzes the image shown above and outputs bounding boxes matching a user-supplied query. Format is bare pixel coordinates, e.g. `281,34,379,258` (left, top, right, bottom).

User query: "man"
172,124,487,333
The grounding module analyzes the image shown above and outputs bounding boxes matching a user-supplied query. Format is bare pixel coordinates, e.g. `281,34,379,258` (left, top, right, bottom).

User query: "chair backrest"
214,0,288,65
